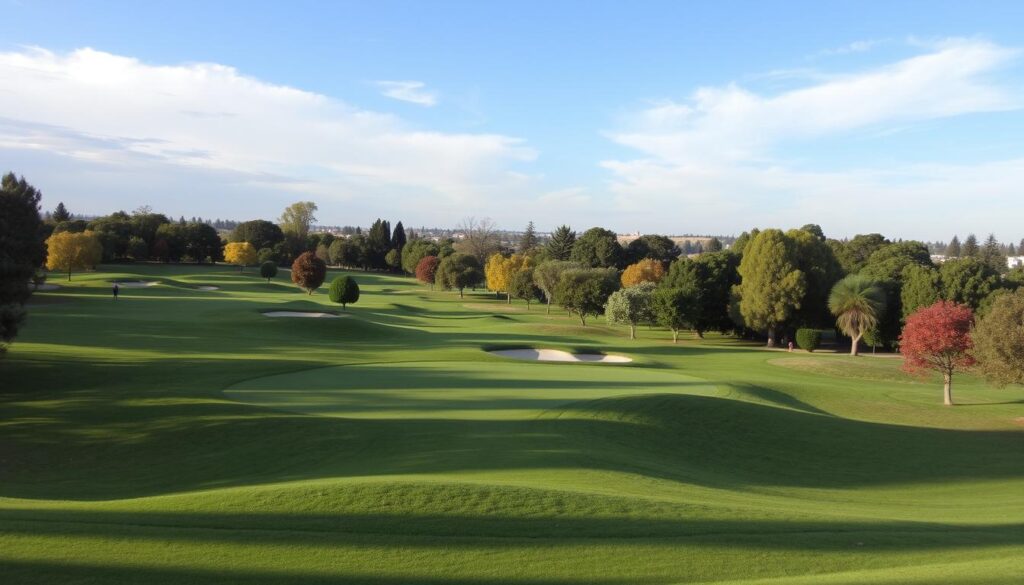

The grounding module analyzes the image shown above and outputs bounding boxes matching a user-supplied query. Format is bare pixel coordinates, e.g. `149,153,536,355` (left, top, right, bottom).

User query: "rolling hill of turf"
1,263,1022,584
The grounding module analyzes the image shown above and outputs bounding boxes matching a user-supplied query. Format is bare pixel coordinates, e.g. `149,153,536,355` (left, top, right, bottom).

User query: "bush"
260,261,278,282
795,328,822,352
328,275,360,309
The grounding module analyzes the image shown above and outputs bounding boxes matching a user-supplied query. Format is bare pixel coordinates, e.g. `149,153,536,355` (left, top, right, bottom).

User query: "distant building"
1009,256,1024,270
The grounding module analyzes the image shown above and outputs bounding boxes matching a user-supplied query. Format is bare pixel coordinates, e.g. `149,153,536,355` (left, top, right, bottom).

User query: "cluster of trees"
942,234,1022,267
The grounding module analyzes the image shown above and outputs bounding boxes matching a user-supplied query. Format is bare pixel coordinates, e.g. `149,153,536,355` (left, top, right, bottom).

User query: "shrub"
260,261,278,282
328,275,360,309
795,328,821,352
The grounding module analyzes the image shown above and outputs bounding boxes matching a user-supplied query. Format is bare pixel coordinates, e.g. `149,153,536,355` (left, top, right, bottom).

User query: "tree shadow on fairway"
0,560,626,585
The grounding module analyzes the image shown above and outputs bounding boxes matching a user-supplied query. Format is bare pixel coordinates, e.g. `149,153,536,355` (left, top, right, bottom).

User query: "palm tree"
828,275,886,356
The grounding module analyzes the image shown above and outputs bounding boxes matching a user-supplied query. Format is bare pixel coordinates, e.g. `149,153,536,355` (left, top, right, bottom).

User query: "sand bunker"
196,286,219,291
114,281,159,288
33,284,60,291
263,311,341,318
489,348,632,363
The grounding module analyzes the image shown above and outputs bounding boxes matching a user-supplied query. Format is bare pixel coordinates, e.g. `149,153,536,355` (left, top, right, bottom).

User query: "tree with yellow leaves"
485,253,533,303
224,242,257,272
46,231,102,281
621,258,665,287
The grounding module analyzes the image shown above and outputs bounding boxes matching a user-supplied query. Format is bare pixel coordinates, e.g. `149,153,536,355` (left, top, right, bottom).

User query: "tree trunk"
629,324,636,340
672,329,679,343
850,333,862,356
767,327,776,347
546,298,551,315
67,268,72,281
943,372,954,406
578,313,586,326
459,288,464,298
507,293,511,305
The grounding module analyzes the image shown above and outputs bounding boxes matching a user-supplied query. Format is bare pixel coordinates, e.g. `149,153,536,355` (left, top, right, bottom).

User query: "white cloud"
603,39,1024,239
0,47,533,222
818,39,884,56
374,80,437,106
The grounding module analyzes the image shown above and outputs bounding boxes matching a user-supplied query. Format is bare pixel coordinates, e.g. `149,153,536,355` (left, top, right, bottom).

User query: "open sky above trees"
3,2,1024,238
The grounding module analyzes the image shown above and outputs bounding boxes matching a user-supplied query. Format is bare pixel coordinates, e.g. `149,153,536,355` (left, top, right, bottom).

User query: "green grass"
2,263,1023,584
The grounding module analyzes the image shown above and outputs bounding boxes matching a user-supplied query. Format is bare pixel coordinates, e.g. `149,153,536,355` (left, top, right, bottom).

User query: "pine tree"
981,234,1005,272
545,225,576,260
945,235,961,258
391,221,407,255
518,221,538,253
962,234,979,257
52,202,71,223
1009,243,1017,256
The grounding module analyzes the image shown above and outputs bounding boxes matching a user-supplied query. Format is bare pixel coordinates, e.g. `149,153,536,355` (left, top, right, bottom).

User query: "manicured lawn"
2,263,1022,584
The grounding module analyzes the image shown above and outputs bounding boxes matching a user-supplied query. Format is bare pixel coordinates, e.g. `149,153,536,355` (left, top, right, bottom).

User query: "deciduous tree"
401,239,440,275
652,285,696,343
605,282,655,339
556,267,619,326
260,261,278,282
571,227,623,268
291,251,327,294
972,290,1024,387
279,202,318,241
230,220,285,252
532,260,582,314
415,255,440,289
436,253,483,298
224,242,257,271
900,301,975,406
45,231,102,281
621,258,665,287
661,251,740,337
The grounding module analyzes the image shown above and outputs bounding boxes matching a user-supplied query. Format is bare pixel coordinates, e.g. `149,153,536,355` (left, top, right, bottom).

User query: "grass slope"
1,263,1022,584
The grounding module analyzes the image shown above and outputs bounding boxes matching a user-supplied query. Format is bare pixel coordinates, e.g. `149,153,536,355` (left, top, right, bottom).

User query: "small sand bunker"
489,348,632,363
196,286,219,291
114,281,159,288
263,311,341,318
33,284,60,291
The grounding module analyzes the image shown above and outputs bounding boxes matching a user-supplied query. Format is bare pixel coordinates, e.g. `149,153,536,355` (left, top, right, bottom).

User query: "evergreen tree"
962,234,979,257
52,202,71,223
945,235,961,258
0,172,46,354
518,221,539,253
391,221,407,256
1008,243,1017,256
981,234,1005,273
366,219,392,269
545,225,576,261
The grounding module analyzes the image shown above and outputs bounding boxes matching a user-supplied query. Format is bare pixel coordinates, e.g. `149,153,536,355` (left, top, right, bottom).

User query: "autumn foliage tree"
485,253,532,303
45,231,102,281
291,251,327,294
621,259,665,287
415,255,440,289
224,242,257,272
900,301,975,406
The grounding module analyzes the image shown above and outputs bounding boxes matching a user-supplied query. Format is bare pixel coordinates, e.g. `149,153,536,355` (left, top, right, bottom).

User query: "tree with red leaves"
415,255,440,289
291,251,326,294
900,301,975,406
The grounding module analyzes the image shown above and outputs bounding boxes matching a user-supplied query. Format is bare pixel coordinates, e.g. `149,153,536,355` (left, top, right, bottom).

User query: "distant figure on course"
787,340,794,352
113,283,119,301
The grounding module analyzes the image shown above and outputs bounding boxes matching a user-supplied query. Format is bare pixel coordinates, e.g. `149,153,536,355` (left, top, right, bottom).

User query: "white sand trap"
263,311,342,318
489,348,632,363
115,281,159,288
33,284,60,291
196,286,219,291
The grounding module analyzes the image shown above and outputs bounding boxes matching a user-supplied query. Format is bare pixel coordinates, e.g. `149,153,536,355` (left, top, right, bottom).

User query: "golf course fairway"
2,264,1022,584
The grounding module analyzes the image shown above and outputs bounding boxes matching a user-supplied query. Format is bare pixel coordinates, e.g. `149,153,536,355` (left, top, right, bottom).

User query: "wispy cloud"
374,80,437,106
602,38,1024,238
0,47,535,222
817,39,885,57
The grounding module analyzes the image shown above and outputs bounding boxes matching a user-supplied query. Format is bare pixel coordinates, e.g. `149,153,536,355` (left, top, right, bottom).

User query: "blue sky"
2,1,1024,240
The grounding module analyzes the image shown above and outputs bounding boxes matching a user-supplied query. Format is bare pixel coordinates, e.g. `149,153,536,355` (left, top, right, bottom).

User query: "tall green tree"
532,260,582,314
391,221,407,258
279,201,318,241
605,282,656,339
828,274,887,356
939,257,1001,310
961,234,979,258
652,285,698,343
556,267,620,326
518,221,539,254
52,202,71,223
787,228,844,328
625,234,680,265
230,220,285,252
545,225,576,261
733,229,806,346
972,289,1024,387
980,234,1005,273
832,233,888,273
435,253,483,298
661,251,739,337
0,173,45,354
366,219,392,270
900,264,941,318
945,235,961,258
571,227,623,268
